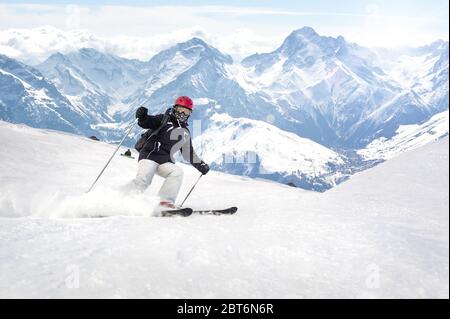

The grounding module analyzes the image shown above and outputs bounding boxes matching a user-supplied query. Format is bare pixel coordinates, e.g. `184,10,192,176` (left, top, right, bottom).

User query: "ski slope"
0,121,448,298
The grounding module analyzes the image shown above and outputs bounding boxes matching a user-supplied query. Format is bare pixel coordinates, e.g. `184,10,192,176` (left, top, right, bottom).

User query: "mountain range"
0,26,448,190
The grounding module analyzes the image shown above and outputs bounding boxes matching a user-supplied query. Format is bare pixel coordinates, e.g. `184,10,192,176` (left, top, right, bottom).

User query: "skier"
124,96,210,211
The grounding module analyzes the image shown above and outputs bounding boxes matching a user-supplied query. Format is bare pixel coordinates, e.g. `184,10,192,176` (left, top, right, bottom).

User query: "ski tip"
192,206,238,215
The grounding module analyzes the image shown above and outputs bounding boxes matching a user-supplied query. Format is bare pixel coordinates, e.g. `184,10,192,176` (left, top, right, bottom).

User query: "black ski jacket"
137,109,207,173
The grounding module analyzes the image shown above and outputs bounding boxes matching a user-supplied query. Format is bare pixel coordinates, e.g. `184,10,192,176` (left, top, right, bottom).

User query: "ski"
85,207,237,218
192,206,238,215
160,207,193,217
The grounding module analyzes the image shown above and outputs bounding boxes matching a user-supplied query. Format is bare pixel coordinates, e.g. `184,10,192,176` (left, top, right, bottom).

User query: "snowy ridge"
374,40,449,113
194,113,347,191
237,27,444,147
122,37,234,117
0,120,448,298
0,54,92,134
36,48,149,121
358,110,449,160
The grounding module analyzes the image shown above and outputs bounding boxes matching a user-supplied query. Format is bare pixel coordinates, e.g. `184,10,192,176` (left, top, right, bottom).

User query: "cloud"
0,4,289,63
0,25,205,64
0,25,285,65
0,3,447,64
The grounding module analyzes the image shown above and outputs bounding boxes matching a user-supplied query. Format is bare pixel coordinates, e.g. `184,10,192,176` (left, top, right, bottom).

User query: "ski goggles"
174,105,192,115
173,106,191,122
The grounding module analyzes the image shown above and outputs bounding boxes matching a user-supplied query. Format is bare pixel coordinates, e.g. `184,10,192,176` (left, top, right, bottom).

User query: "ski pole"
86,119,138,193
180,174,203,207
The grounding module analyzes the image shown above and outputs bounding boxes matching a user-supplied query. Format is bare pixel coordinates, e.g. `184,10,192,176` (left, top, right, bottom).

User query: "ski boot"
155,201,193,217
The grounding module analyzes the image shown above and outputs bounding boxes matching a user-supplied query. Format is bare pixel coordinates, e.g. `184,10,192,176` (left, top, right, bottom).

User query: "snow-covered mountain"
358,110,449,161
117,29,448,150
6,28,447,145
237,27,447,147
36,48,149,122
193,113,347,191
121,37,259,122
0,120,448,298
117,27,448,149
375,40,449,114
0,54,92,134
1,27,448,191
239,27,395,124
3,28,448,148
2,43,353,191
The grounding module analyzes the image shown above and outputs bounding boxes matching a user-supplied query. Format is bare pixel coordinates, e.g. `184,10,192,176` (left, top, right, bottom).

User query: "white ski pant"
127,159,184,203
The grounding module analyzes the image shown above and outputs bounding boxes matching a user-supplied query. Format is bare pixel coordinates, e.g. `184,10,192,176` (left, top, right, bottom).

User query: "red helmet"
174,96,194,110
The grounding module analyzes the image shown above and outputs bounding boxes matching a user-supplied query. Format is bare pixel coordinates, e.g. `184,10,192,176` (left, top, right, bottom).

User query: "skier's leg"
121,159,158,194
156,162,184,204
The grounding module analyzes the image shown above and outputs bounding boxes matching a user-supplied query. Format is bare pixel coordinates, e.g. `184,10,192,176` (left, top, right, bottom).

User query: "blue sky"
0,0,448,61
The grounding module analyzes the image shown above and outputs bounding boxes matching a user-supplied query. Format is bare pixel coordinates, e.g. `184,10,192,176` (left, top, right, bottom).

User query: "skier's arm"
135,106,164,129
138,114,164,129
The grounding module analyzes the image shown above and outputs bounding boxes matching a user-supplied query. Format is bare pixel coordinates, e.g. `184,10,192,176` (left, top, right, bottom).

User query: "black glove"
135,106,148,120
197,162,210,175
